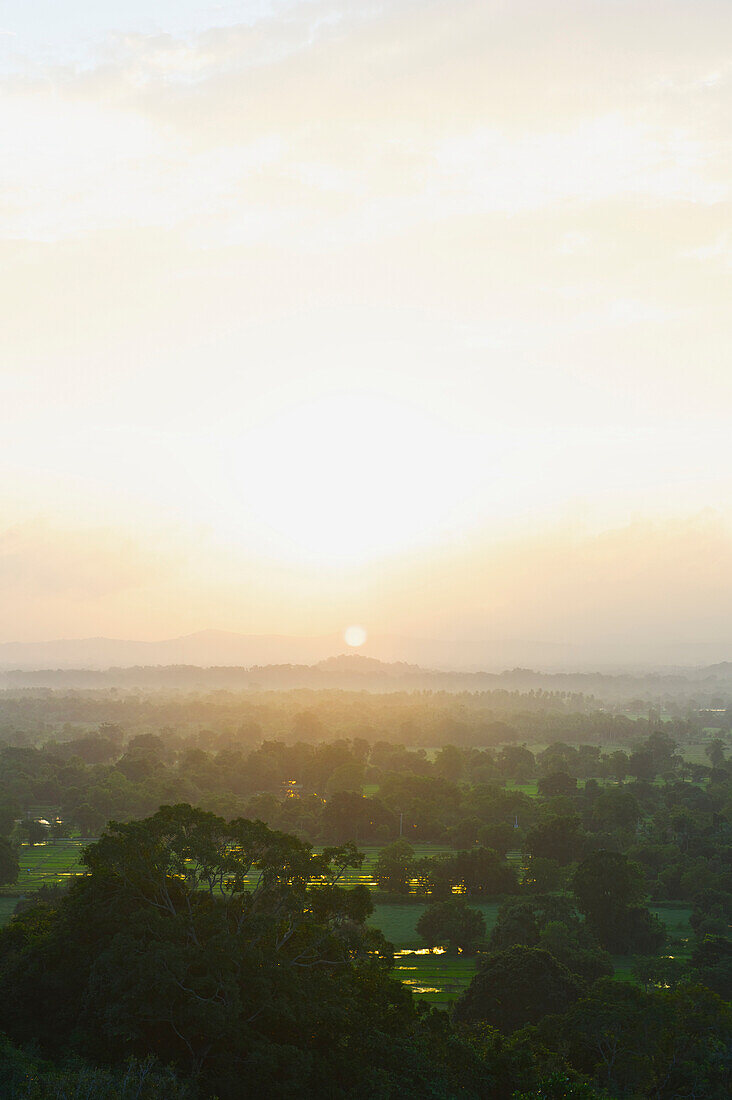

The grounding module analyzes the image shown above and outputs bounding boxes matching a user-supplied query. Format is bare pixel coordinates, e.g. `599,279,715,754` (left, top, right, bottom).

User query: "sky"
1,1,731,663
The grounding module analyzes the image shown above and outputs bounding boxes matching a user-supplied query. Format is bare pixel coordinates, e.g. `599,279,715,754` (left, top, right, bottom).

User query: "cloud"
1,0,730,241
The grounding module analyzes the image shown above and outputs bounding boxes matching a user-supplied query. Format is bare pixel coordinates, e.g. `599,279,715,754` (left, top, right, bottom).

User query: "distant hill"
0,631,340,671
1,629,730,674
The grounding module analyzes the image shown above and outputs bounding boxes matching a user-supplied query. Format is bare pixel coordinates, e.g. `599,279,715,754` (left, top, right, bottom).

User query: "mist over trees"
0,679,729,1097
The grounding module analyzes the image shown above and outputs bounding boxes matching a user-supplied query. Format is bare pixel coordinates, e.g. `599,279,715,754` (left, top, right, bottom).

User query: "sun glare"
207,393,489,568
344,625,367,648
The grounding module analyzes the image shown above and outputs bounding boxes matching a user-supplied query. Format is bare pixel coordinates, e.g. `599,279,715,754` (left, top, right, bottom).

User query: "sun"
344,625,367,648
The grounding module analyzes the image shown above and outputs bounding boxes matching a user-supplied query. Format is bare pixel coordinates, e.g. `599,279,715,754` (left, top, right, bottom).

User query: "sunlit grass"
504,780,538,797
0,839,88,919
393,952,478,1005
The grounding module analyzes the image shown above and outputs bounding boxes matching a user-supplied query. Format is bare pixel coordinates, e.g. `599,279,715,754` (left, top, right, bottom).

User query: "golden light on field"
344,625,367,648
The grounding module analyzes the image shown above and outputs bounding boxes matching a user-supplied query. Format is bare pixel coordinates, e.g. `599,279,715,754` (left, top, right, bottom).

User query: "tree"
645,731,679,774
0,805,489,1098
434,744,463,782
0,801,19,837
321,790,394,842
374,839,415,894
21,819,48,847
706,738,726,768
489,900,540,950
50,818,70,844
447,817,482,849
496,745,535,782
524,815,587,866
539,743,578,777
538,773,578,798
416,898,486,955
573,850,645,920
690,935,732,998
628,748,655,780
0,1038,192,1099
631,954,685,991
418,854,456,898
451,847,518,897
454,946,585,1032
538,921,613,984
489,897,612,984
590,789,639,836
0,837,19,886
419,847,517,899
538,979,732,1099
629,732,679,781
70,802,107,838
524,856,567,893
604,750,629,783
324,761,364,797
572,850,665,954
475,822,514,857
514,1074,611,1100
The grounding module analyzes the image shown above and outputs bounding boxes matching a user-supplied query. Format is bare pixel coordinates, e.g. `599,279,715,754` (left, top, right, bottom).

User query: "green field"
328,843,455,888
678,741,721,765
0,840,454,913
391,950,478,1005
368,899,693,1004
611,956,636,983
369,899,501,947
650,903,693,946
368,899,502,1004
0,839,88,910
0,840,694,1009
504,780,539,797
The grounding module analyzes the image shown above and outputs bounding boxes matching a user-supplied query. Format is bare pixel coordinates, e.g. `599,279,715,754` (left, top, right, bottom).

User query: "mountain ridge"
0,629,729,674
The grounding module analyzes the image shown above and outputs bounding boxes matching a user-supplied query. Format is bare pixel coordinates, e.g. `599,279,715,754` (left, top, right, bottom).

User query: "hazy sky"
1,1,730,657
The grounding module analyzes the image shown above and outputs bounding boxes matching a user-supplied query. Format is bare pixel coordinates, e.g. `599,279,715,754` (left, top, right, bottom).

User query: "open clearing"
0,839,88,911
369,900,501,947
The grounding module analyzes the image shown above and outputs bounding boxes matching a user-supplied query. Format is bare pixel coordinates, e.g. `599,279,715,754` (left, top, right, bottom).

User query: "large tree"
416,898,486,955
572,850,666,954
454,945,585,1032
0,804,485,1099
524,814,587,866
374,839,415,893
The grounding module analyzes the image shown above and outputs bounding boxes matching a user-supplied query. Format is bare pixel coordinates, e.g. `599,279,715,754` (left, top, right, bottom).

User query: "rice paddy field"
369,900,502,946
390,950,478,1005
368,899,693,1005
368,900,502,1005
334,842,455,887
0,838,87,903
0,838,694,1009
